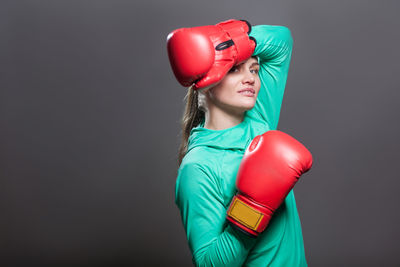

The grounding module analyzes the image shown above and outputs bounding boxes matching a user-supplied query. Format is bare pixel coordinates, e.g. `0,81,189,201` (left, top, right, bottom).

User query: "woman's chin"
238,100,256,111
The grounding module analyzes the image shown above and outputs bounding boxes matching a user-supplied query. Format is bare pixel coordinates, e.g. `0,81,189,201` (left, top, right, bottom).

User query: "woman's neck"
204,105,244,130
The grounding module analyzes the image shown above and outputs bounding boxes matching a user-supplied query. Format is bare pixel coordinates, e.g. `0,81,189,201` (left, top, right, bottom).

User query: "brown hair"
178,85,205,166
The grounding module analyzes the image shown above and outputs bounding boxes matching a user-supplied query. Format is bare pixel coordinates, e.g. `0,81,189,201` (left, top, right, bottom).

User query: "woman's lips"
238,88,255,97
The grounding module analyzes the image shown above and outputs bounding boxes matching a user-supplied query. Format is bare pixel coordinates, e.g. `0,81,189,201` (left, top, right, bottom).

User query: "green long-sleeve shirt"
175,25,307,267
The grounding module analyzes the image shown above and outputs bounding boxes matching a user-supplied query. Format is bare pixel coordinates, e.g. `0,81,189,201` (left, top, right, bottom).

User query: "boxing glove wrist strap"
226,194,273,236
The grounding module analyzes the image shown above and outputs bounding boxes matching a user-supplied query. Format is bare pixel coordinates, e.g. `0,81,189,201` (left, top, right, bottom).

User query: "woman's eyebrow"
250,62,260,67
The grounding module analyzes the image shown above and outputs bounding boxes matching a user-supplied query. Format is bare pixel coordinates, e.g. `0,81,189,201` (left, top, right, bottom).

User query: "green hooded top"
175,25,307,267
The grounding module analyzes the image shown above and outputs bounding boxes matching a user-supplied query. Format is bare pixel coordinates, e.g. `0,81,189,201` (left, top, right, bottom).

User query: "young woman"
169,20,309,266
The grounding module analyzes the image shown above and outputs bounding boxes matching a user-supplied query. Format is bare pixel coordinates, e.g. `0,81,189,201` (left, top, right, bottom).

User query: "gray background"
1,0,400,266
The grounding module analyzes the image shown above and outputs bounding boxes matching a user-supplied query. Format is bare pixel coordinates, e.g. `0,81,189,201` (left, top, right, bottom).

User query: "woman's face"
204,57,261,115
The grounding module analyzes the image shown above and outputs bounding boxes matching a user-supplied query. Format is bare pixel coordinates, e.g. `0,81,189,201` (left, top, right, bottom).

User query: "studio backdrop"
1,0,400,266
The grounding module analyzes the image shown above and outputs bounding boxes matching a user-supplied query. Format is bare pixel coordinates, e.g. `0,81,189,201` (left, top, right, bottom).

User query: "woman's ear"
197,88,208,112
197,84,213,94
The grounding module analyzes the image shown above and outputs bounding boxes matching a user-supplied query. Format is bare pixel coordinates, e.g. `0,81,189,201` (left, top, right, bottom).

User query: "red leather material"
217,19,255,63
227,130,313,236
166,19,256,90
167,26,215,87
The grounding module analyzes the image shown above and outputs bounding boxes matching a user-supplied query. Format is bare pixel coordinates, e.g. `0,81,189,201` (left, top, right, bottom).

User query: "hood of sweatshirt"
187,116,256,153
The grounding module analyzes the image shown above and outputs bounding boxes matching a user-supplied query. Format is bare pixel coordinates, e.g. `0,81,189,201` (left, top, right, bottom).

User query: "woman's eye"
229,66,238,73
250,68,259,74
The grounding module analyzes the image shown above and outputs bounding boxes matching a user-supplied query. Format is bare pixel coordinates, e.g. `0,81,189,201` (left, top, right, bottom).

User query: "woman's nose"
242,71,255,84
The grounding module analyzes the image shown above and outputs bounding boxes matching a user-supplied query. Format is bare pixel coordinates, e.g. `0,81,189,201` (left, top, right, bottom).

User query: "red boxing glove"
226,130,313,237
166,19,256,90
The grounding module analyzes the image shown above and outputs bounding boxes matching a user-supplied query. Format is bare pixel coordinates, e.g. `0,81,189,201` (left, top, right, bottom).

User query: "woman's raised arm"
246,25,293,130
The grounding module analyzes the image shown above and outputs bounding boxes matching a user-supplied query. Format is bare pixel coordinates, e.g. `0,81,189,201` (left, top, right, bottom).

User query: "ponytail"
178,86,205,166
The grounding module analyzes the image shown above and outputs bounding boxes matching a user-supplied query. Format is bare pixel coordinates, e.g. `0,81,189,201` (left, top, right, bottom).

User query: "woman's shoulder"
179,146,223,174
176,149,224,199
177,146,225,185
175,150,225,206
